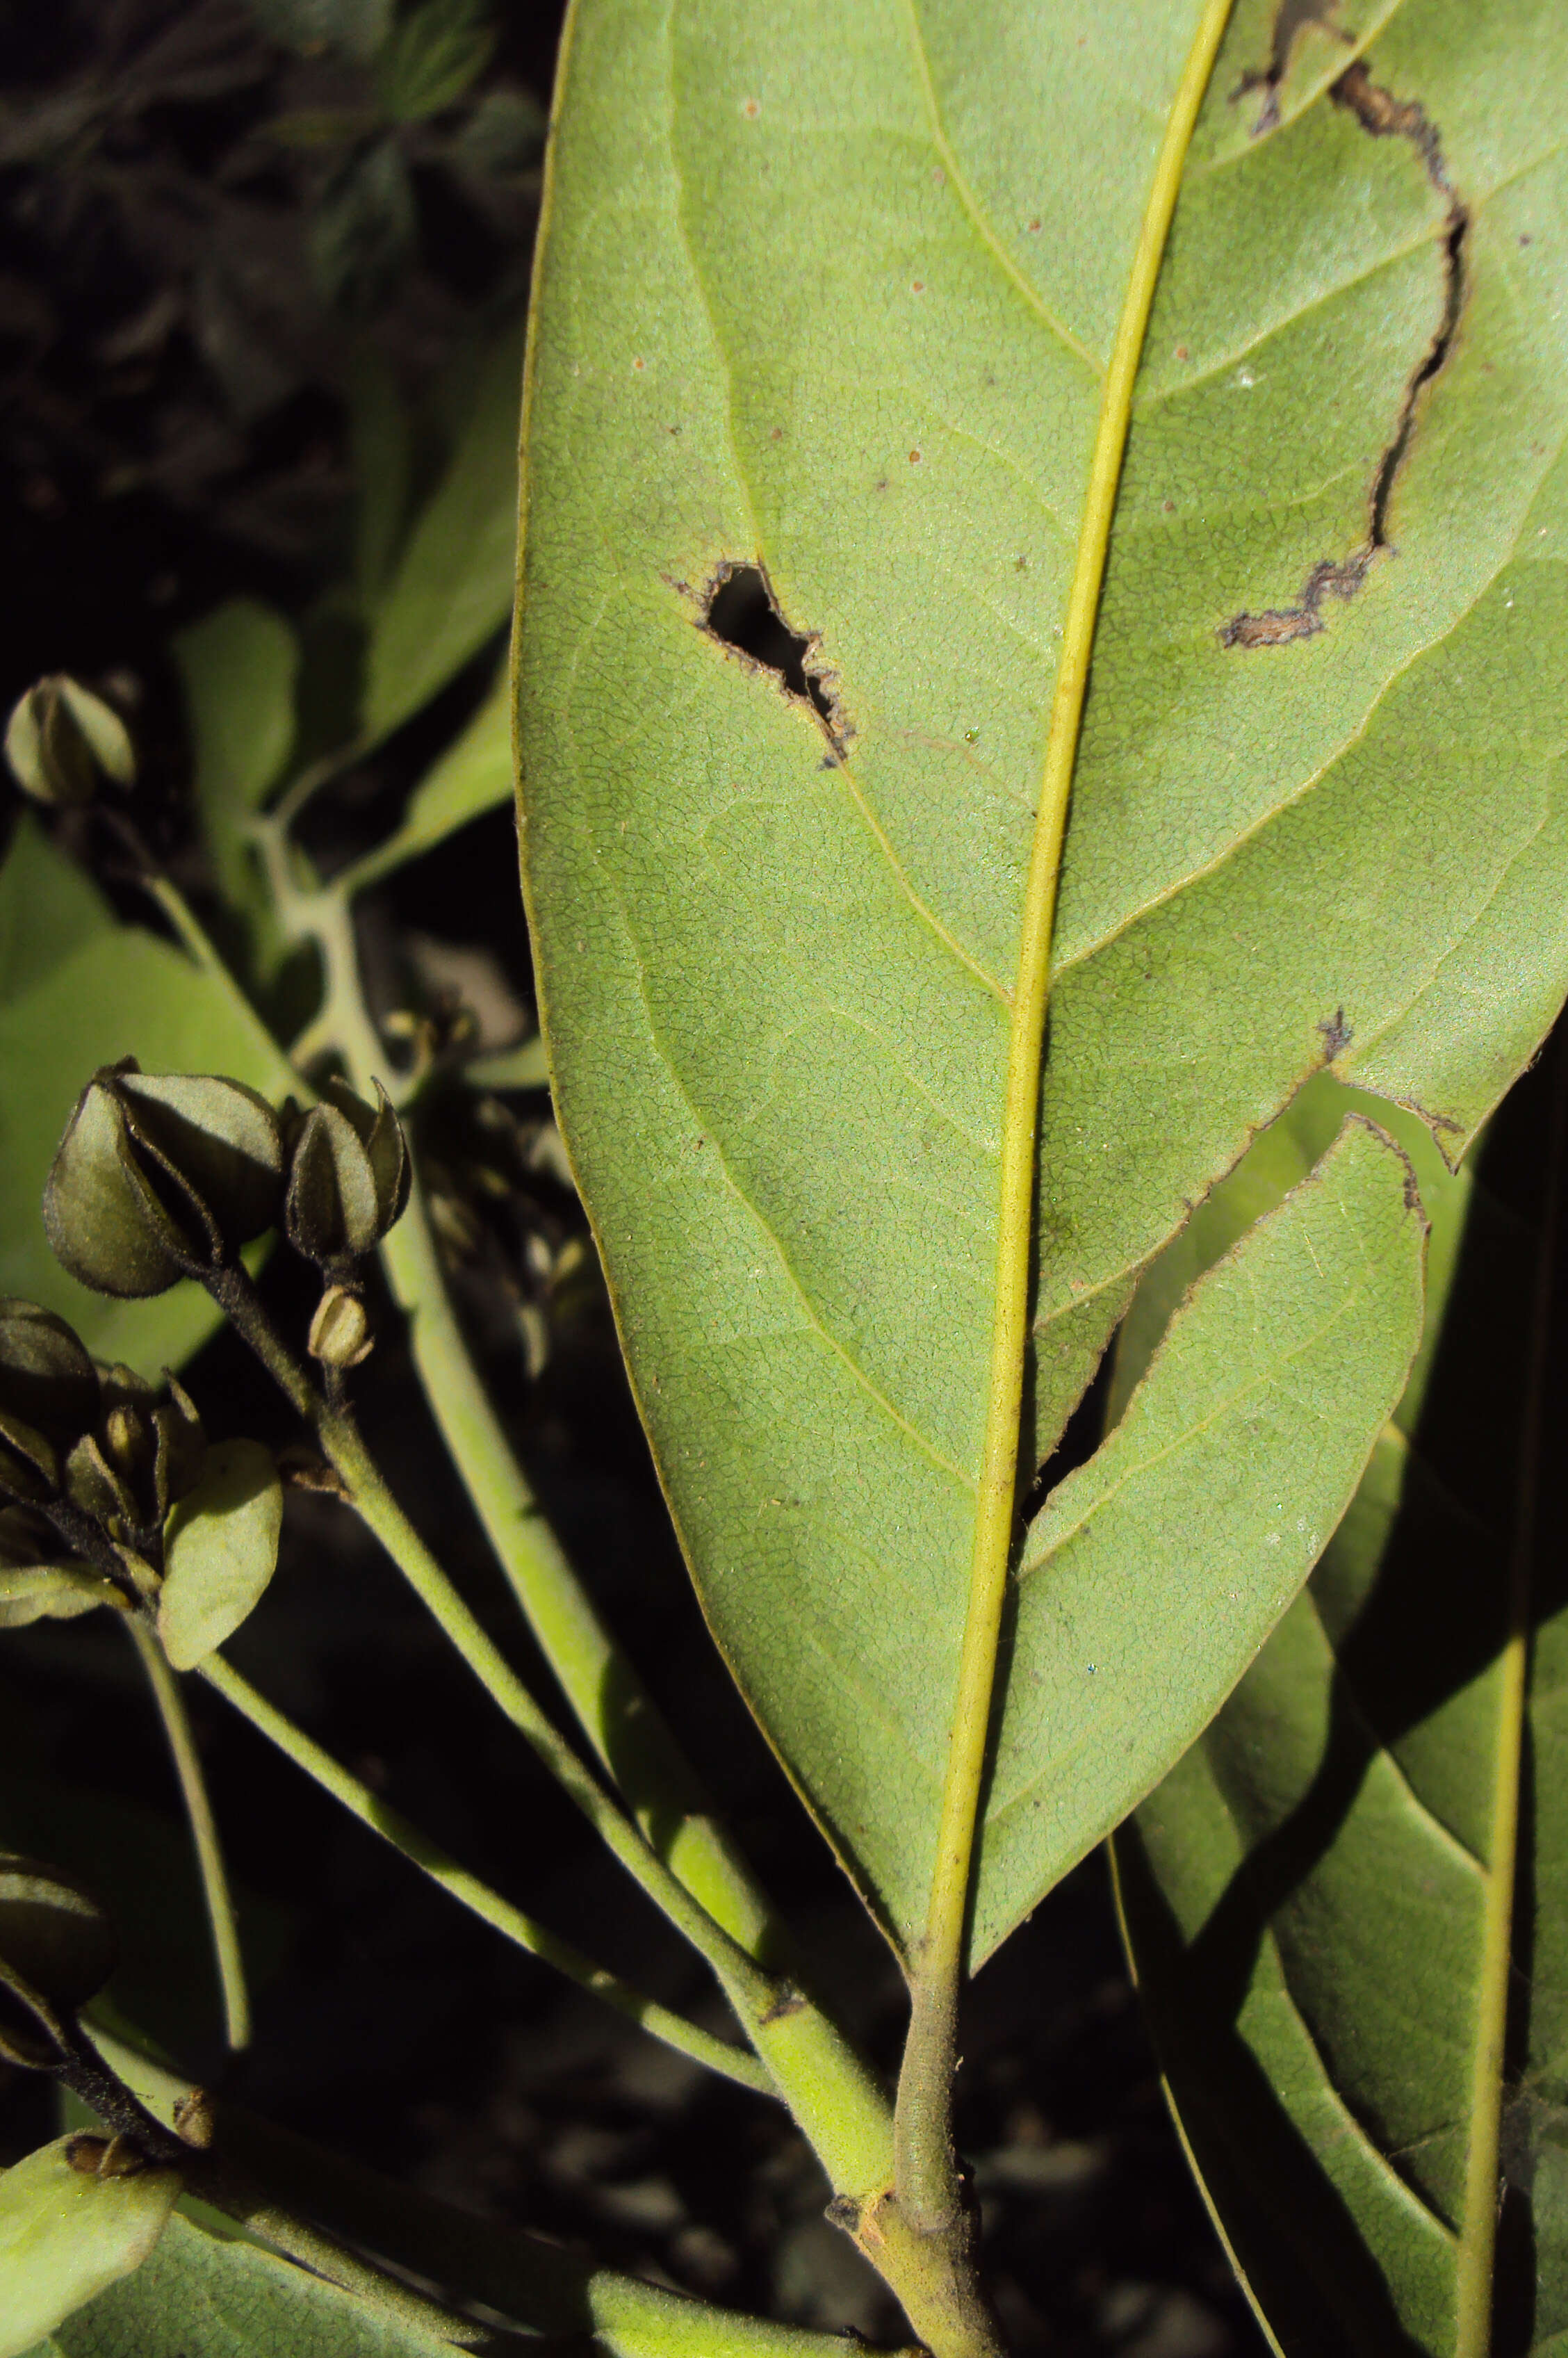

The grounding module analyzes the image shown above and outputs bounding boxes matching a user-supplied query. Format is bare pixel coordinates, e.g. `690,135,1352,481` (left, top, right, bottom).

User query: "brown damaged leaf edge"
693,558,852,763
1220,56,1470,651
1231,0,1352,136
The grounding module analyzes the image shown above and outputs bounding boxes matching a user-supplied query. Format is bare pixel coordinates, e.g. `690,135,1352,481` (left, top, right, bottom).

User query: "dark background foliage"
0,4,1261,2348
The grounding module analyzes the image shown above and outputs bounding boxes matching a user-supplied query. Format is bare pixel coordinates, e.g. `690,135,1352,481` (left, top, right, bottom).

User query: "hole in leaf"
703,564,836,731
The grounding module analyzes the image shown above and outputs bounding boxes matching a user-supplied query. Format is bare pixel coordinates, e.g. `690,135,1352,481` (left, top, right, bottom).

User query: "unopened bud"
44,1062,284,1299
4,676,135,808
307,1286,373,1369
284,1079,409,1272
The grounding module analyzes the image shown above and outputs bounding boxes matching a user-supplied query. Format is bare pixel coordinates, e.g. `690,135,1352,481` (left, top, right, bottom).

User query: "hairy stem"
197,1649,769,2095
128,1618,250,2051
892,0,1238,2245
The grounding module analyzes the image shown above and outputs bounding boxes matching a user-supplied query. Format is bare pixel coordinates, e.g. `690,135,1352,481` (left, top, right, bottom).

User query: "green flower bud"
307,1285,374,1369
87,1369,205,1532
44,1062,284,1299
61,1433,136,1533
3,675,135,808
0,1303,99,1506
284,1079,410,1271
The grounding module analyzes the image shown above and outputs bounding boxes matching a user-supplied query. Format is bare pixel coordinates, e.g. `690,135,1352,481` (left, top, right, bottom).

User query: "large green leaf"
1113,1055,1568,2352
515,0,1568,1965
0,820,294,1374
362,326,525,745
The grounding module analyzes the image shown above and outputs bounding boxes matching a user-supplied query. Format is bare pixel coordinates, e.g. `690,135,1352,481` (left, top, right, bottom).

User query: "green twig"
129,1617,250,2052
311,1406,783,2010
197,1650,770,2097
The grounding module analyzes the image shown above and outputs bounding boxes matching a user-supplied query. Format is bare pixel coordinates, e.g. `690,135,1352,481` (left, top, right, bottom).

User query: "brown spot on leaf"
1220,58,1469,652
1232,0,1353,135
1318,1006,1353,1059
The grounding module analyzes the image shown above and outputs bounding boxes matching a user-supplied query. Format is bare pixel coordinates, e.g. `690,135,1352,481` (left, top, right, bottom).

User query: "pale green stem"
187,2171,496,2350
197,1650,769,2096
892,0,1239,2244
311,1404,793,2024
128,1616,250,2051
49,2003,485,2343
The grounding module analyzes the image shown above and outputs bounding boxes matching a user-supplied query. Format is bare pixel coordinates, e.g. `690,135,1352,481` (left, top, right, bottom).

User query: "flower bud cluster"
45,1064,285,1299
0,1299,206,1545
43,1064,409,1366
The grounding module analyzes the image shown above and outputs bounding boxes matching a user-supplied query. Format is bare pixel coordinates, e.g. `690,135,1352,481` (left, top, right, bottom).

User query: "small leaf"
0,2133,179,2358
450,86,546,177
0,1561,119,1629
375,0,496,122
172,602,299,915
349,664,511,884
158,1441,283,1671
362,321,523,742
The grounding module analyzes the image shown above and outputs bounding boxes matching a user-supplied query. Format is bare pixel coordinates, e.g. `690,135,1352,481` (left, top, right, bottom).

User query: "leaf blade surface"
516,0,1568,1960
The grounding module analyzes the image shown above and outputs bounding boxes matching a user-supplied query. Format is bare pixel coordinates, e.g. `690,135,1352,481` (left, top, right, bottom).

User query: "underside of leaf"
516,0,1568,1976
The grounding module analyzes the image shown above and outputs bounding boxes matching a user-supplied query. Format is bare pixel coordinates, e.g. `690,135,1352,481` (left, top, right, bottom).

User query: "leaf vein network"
664,51,1015,1010
1265,1942,1461,2243
1020,1291,1364,1571
899,0,1103,377
1050,488,1564,986
578,825,978,1496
